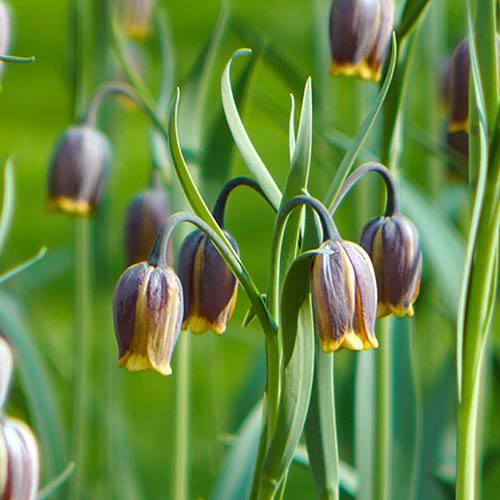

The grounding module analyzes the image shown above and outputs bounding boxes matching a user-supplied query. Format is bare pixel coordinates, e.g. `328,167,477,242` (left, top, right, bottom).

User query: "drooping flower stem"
173,333,190,500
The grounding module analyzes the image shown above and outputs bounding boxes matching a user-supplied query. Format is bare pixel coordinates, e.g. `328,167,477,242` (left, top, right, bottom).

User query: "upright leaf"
221,49,282,209
259,253,317,496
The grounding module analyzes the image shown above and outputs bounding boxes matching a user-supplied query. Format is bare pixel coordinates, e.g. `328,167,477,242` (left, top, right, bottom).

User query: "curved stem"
329,162,399,217
212,176,276,226
0,54,35,63
148,212,276,337
82,81,141,126
269,195,339,320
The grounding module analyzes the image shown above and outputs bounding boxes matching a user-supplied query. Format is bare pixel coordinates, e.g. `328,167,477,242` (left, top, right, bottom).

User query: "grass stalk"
69,218,92,500
174,333,190,500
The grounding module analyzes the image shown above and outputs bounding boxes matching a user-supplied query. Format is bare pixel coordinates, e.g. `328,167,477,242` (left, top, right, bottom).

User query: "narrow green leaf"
270,79,313,317
0,158,15,255
0,247,47,286
39,463,75,499
324,36,397,209
304,340,339,500
201,47,259,197
397,0,432,41
221,49,282,209
0,291,67,483
210,404,263,500
293,445,358,496
259,253,316,495
288,94,296,161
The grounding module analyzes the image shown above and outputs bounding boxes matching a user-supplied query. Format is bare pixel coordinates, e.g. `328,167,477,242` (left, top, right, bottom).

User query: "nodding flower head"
113,259,183,376
448,35,500,133
177,230,238,335
311,239,378,353
116,0,156,39
47,125,111,217
329,0,394,82
360,213,422,318
0,418,40,500
124,185,171,266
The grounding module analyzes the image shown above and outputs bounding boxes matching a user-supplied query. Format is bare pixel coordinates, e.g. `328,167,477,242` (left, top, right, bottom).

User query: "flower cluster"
111,164,422,372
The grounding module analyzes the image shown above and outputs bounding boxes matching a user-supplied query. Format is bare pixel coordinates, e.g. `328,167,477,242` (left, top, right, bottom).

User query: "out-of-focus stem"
174,333,190,500
374,318,391,500
70,219,91,500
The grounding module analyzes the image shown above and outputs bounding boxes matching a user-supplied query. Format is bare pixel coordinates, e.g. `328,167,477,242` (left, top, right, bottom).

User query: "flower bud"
47,125,111,217
311,239,378,352
0,2,11,79
448,39,470,133
360,213,422,318
177,230,238,335
124,185,170,265
0,337,13,410
448,35,500,133
329,0,394,82
0,418,39,500
116,0,156,39
113,261,183,375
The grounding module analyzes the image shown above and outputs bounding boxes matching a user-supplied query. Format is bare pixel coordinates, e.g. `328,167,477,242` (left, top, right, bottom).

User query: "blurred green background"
1,0,497,499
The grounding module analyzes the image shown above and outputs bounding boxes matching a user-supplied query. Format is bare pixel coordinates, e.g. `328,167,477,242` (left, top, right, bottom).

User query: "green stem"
173,333,190,500
375,318,391,500
457,170,500,499
70,219,91,500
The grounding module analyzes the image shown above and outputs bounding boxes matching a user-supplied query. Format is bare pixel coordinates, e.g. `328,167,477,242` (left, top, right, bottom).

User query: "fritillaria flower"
177,230,238,335
329,0,394,82
311,239,378,353
47,125,111,217
0,337,13,410
124,184,170,265
113,258,183,376
360,213,422,318
0,418,39,500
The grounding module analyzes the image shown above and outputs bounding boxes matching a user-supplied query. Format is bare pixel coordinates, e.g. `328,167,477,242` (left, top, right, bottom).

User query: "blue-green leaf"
0,158,15,255
221,49,282,209
259,253,316,495
397,0,433,41
304,340,339,499
201,46,259,200
210,404,263,500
